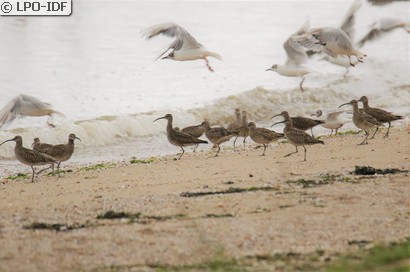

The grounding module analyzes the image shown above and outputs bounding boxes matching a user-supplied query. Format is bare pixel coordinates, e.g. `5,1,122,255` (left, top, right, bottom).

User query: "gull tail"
207,51,223,61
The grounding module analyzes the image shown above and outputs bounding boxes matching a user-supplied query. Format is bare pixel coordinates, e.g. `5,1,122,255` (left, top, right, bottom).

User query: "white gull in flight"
266,19,315,92
297,19,367,67
0,94,64,128
142,22,222,72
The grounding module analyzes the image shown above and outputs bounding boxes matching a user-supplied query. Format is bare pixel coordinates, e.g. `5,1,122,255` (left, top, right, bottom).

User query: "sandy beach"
0,126,409,271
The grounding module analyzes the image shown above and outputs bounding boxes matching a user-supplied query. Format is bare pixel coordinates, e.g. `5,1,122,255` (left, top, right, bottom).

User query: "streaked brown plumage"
154,114,208,159
271,114,324,137
339,99,383,145
0,135,56,182
227,108,242,151
272,111,324,161
181,121,207,152
31,137,53,150
248,122,284,156
227,108,242,130
358,96,403,138
34,134,81,172
203,121,239,157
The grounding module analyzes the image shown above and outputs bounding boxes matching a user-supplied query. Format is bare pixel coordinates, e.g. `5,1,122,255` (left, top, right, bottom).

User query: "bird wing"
340,0,362,40
367,0,394,6
356,18,408,47
0,94,56,127
143,22,201,50
284,20,310,66
327,110,349,120
298,27,352,56
175,130,206,145
0,97,20,127
356,28,380,47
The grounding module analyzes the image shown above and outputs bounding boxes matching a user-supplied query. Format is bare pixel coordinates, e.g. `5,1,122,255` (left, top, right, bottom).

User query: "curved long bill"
75,136,82,142
0,138,14,146
338,102,351,108
153,116,166,123
271,113,283,119
271,120,285,127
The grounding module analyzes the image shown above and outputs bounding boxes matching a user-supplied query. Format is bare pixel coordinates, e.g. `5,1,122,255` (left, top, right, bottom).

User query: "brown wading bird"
339,99,383,145
247,122,284,156
154,114,208,160
272,111,324,161
0,94,64,128
358,96,403,138
271,114,324,137
227,108,242,151
0,135,56,182
203,121,239,157
180,121,207,152
230,110,250,151
31,137,53,150
32,134,81,173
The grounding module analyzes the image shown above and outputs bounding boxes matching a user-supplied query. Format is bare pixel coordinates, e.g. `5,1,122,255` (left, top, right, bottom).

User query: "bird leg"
358,134,369,145
383,122,391,138
178,147,185,160
214,145,221,157
233,136,239,151
328,129,333,137
348,56,355,67
47,115,56,128
193,144,199,152
370,127,379,139
243,136,247,150
299,77,306,92
310,128,315,137
285,146,298,157
204,58,214,72
343,68,350,78
261,144,267,156
303,145,307,161
31,166,36,182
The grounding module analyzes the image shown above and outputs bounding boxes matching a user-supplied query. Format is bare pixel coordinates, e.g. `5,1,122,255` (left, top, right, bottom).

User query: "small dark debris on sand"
180,186,277,198
354,166,408,176
24,222,86,232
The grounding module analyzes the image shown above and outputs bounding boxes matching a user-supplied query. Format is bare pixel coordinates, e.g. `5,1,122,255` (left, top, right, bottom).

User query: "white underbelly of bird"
276,66,313,77
173,48,221,61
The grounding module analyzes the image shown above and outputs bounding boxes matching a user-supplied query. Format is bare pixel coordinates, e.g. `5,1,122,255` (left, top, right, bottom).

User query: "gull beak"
271,120,285,127
338,102,351,108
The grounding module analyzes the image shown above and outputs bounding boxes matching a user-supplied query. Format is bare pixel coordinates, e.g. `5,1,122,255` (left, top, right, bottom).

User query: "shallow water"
0,0,409,177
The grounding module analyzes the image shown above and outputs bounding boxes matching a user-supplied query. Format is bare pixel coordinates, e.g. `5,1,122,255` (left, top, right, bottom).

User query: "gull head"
266,64,278,72
311,110,322,117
